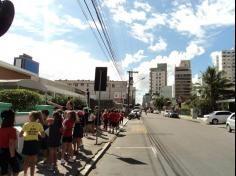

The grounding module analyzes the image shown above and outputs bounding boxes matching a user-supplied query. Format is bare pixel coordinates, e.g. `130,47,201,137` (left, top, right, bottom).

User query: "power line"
76,0,123,80
91,0,123,79
76,0,110,62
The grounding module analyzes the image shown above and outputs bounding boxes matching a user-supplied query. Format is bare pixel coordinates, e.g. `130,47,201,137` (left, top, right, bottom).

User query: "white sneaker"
61,159,66,164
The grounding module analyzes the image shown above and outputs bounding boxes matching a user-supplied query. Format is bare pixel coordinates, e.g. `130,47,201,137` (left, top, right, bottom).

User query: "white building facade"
57,79,127,103
214,48,235,83
149,63,167,95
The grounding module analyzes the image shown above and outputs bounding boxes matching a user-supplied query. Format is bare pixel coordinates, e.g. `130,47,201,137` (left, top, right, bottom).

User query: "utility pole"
127,71,138,111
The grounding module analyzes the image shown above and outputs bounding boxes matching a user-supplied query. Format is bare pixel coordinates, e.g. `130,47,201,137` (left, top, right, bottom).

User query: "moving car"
203,111,232,124
128,109,141,120
169,111,179,118
226,113,235,132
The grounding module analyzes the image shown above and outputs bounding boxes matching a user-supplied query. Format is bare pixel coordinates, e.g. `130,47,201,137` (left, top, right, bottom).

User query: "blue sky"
0,0,235,103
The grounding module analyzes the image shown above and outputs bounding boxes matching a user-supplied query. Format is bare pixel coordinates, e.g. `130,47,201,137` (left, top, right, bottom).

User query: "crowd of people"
0,101,126,176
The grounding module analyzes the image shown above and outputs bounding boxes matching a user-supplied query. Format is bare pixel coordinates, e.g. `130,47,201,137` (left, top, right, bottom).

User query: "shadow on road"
106,153,147,165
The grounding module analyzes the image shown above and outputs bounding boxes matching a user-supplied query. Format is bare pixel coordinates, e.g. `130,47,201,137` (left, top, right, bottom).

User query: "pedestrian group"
0,101,126,176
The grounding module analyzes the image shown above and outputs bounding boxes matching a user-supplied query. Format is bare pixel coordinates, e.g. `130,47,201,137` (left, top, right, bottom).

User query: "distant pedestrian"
102,109,109,131
0,110,20,176
19,111,45,176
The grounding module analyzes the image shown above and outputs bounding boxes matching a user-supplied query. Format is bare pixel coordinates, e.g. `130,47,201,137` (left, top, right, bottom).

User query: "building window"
112,84,115,88
81,83,84,86
74,83,78,87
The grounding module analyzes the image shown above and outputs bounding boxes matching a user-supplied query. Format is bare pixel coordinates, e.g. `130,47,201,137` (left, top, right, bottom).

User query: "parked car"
163,110,170,117
153,109,160,114
203,111,232,124
226,113,235,132
169,111,179,118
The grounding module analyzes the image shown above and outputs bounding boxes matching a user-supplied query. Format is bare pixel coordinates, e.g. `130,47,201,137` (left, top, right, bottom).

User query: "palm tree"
199,66,234,111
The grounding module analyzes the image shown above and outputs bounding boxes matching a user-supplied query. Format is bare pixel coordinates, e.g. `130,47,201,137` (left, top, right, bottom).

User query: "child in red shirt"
61,111,76,164
0,110,20,176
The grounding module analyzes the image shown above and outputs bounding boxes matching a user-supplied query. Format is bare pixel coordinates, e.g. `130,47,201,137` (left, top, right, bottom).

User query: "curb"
79,120,129,176
179,116,201,123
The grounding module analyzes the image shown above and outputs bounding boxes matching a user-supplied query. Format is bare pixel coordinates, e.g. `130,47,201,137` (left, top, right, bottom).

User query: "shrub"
0,89,43,111
51,95,86,110
180,108,191,115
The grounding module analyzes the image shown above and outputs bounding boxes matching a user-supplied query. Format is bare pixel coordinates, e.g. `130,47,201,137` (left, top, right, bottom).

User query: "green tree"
195,67,234,111
153,96,165,110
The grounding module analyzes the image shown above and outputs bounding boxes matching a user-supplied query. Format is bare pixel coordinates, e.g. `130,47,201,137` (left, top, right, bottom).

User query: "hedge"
51,95,86,109
0,89,43,111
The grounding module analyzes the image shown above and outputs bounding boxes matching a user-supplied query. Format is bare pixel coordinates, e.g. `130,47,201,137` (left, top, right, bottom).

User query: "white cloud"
0,34,121,81
10,0,93,40
168,0,235,37
103,0,126,9
63,15,89,30
145,13,167,28
192,74,200,84
112,7,147,24
134,1,152,12
149,37,168,52
130,23,154,43
122,50,147,68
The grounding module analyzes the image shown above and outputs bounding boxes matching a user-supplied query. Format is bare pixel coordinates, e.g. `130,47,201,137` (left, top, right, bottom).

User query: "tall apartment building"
149,63,167,95
174,60,192,101
57,78,127,103
214,48,235,83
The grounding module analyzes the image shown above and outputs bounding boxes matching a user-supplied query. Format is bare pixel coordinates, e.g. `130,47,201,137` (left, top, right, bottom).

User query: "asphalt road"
89,113,235,176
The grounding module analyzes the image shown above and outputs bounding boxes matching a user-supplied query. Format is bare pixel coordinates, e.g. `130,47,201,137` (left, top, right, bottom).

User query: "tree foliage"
153,96,171,110
51,95,86,109
190,66,235,112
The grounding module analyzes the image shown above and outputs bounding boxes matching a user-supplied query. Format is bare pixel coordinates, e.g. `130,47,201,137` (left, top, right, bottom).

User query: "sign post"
94,67,107,145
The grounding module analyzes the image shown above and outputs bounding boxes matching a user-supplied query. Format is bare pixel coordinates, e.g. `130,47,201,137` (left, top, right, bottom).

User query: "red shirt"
109,112,120,123
0,127,17,148
103,113,109,120
63,119,74,137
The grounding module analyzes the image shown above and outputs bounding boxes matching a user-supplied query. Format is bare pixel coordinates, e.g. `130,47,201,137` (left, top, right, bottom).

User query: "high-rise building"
174,60,192,101
214,48,235,83
14,54,39,75
160,86,173,99
142,93,151,108
149,63,167,95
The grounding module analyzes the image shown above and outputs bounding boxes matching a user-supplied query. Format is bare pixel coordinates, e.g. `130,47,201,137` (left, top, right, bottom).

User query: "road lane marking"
114,147,153,149
113,146,158,157
151,146,158,158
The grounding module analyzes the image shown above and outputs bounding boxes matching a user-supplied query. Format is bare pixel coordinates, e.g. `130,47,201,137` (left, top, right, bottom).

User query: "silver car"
226,113,235,132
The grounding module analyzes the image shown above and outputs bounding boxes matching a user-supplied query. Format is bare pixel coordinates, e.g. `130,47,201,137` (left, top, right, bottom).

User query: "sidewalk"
179,115,202,123
18,119,128,176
